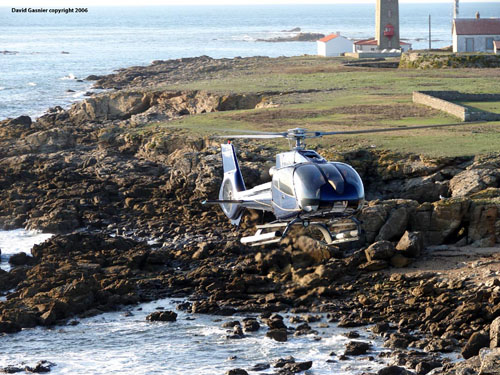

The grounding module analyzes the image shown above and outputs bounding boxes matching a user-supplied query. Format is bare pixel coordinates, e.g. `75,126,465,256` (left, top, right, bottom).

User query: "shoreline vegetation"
1,55,500,374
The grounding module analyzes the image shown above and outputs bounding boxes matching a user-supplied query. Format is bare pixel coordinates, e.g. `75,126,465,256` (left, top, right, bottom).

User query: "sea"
1,3,500,120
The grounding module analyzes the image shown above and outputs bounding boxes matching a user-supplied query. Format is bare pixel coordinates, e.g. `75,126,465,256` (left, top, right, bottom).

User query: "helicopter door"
272,167,299,217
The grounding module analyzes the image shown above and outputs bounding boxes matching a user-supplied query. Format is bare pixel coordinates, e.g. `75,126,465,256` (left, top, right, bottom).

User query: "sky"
3,0,499,6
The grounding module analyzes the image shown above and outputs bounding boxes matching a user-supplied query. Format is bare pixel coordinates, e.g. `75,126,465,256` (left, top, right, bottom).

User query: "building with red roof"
317,33,354,57
453,13,500,52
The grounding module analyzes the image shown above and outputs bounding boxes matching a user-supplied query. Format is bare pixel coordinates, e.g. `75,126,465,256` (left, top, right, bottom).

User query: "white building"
317,34,354,57
453,15,500,53
353,38,411,53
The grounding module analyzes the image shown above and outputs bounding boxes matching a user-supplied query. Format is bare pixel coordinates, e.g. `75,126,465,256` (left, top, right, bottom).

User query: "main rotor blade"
211,128,288,136
214,134,287,139
316,122,476,136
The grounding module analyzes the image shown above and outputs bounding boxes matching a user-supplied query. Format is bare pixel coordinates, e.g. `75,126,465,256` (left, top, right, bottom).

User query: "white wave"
27,82,37,86
60,73,77,80
0,229,53,271
0,87,5,91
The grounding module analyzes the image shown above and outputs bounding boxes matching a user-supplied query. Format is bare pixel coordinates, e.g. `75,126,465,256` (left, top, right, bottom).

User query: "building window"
486,38,494,50
388,10,392,17
388,40,392,48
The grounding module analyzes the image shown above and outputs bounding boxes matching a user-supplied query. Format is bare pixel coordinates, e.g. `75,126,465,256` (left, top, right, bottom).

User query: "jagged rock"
384,334,410,349
450,168,499,197
344,341,371,355
462,332,490,359
242,318,260,332
415,361,442,375
294,236,333,264
377,366,414,375
425,199,470,245
359,204,390,243
146,311,177,322
25,360,55,373
225,369,248,375
8,252,32,266
479,347,500,375
396,231,424,258
273,357,295,368
280,361,313,373
376,207,409,241
490,316,500,348
365,241,395,261
266,328,288,342
468,203,498,246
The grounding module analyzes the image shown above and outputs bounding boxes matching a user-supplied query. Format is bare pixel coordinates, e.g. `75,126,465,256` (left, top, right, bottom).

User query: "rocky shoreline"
1,56,500,374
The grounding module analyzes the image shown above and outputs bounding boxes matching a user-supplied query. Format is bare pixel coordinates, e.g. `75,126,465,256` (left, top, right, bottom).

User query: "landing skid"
240,218,362,247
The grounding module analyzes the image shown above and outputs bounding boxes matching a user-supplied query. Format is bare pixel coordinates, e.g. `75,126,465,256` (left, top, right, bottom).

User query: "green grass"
458,101,500,114
135,55,500,157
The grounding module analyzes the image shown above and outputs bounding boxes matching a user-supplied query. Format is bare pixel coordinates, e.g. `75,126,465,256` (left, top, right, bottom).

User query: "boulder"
396,231,424,258
273,356,295,368
294,236,333,264
462,332,490,359
8,252,32,266
377,366,414,375
146,311,177,322
344,341,371,355
225,369,248,375
376,207,409,241
426,199,470,245
266,328,287,342
365,241,395,261
414,361,442,375
281,361,313,373
242,318,260,332
359,204,390,243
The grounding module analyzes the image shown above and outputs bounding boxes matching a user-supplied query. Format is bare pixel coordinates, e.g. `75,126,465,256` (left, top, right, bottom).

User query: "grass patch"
458,101,500,114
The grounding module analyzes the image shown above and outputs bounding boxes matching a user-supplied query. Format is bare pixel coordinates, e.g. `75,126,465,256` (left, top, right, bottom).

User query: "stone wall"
400,52,500,69
413,91,500,122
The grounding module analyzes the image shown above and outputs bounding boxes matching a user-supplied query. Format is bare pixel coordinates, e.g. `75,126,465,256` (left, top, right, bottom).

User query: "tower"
454,0,459,19
376,0,400,50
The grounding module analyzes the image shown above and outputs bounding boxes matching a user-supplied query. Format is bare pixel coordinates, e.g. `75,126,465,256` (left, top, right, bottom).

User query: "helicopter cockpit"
271,159,364,218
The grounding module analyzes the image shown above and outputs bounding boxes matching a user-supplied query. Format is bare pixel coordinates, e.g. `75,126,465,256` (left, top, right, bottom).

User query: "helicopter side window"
277,168,295,196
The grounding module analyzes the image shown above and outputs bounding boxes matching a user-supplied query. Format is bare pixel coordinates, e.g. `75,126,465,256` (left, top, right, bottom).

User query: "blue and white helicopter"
204,125,463,246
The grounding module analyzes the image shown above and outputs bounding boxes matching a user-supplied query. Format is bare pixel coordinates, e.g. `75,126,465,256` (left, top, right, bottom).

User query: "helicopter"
203,124,467,247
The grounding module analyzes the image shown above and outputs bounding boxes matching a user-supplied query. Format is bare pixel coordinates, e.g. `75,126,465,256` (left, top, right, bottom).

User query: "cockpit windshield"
317,163,345,194
293,164,325,206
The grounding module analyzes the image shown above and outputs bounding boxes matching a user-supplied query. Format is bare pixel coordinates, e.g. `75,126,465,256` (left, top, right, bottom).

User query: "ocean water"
0,295,390,375
1,3,499,120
